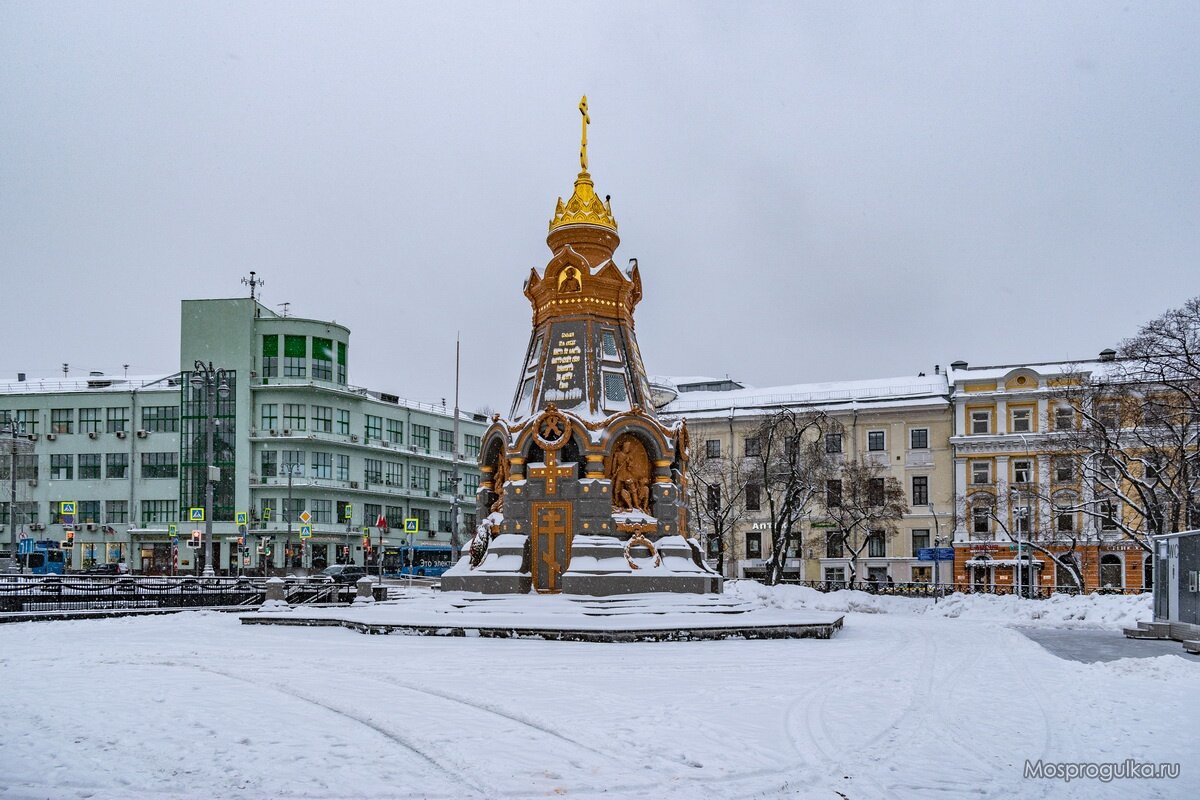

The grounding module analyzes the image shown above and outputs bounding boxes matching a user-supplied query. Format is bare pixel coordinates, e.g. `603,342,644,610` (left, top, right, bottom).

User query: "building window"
260,404,278,431
909,428,929,449
1011,408,1032,433
105,500,128,524
140,500,177,524
337,341,347,385
410,465,430,491
972,505,991,534
283,335,307,378
1013,505,1031,534
1054,457,1074,483
50,454,73,480
78,453,101,480
603,372,627,403
744,437,761,457
281,497,305,524
386,418,403,444
383,504,403,528
364,459,383,483
1097,402,1120,429
260,451,278,477
312,337,334,381
1099,499,1119,530
912,566,932,583
279,450,303,475
1056,509,1075,532
970,410,991,435
746,532,762,559
261,335,278,378
706,484,720,514
50,408,73,434
411,424,430,449
1100,554,1123,589
258,498,276,522
971,461,991,485
464,434,481,458
825,531,844,559
911,476,928,506
105,453,128,479
363,503,382,528
412,507,430,531
75,500,100,524
141,452,178,479
365,415,383,440
79,408,102,434
826,479,842,508
105,407,129,434
310,498,332,524
867,531,885,557
438,429,455,453
867,431,886,452
601,330,619,358
1054,406,1074,431
336,454,350,481
142,406,179,433
6,409,38,435
386,462,403,486
438,510,453,533
911,529,930,553
825,433,842,454
824,566,845,584
745,484,760,511
705,439,721,458
311,406,333,433
868,478,885,506
311,452,332,480
1013,459,1032,485
283,404,306,431
464,473,480,495
438,469,454,493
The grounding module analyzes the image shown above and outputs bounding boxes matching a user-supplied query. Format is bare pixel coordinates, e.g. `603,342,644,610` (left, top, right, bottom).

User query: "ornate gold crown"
549,171,618,233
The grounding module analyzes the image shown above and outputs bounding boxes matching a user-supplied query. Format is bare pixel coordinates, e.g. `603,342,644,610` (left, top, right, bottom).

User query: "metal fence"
777,579,1150,600
0,575,376,613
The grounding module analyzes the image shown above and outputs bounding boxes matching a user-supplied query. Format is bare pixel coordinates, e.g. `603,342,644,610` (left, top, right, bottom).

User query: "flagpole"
450,333,462,564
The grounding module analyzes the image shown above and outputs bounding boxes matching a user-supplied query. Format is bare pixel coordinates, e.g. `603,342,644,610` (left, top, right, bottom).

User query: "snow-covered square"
1,585,1195,800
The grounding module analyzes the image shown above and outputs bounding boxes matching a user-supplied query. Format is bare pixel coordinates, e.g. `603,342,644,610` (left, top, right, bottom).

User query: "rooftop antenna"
278,302,290,318
242,270,265,301
123,364,130,378
62,363,69,378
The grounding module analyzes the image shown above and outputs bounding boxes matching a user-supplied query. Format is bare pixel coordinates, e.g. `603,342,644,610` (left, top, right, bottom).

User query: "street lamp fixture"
192,360,230,577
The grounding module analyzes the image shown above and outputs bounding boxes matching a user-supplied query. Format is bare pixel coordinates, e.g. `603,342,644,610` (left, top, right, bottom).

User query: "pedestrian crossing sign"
189,507,205,522
263,507,272,522
236,511,248,526
404,518,419,534
168,524,178,539
299,524,312,539
60,501,76,516
344,504,353,520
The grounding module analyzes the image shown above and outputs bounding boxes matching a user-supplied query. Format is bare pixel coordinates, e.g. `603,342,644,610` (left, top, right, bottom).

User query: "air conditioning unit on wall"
136,430,149,439
88,431,98,440
116,431,127,439
46,433,57,441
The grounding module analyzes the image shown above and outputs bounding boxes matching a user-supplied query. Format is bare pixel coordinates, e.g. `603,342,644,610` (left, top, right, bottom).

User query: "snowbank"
728,580,1152,630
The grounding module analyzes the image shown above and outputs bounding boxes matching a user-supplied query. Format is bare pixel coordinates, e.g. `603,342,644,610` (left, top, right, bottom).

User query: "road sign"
299,524,312,539
235,511,248,526
376,513,388,530
920,547,956,561
404,518,419,534
344,504,352,520
168,523,178,539
188,530,202,548
59,501,76,516
263,507,272,522
299,510,312,525
189,507,205,522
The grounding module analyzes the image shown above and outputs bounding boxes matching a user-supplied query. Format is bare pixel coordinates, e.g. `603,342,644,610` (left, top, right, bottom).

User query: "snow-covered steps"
1123,620,1172,639
240,589,844,643
1184,639,1200,655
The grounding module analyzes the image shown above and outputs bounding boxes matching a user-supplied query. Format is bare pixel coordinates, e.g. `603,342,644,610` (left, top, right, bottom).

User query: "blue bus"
384,545,454,577
16,539,67,575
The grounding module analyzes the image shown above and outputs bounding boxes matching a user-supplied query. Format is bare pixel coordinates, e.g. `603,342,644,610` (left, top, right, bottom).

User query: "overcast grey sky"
2,2,1197,411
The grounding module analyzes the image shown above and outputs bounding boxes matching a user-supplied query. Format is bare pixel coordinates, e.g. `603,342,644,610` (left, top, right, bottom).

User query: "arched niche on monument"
559,434,587,479
604,431,655,516
482,437,508,513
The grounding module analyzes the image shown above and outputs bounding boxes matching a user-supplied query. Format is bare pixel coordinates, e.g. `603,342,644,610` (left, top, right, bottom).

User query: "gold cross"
579,95,589,172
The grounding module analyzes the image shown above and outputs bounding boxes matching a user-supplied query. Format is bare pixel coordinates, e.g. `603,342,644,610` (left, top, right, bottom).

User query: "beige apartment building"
656,372,954,582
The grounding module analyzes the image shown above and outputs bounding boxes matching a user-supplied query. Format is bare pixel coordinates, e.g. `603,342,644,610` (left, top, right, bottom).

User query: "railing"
0,575,375,613
777,579,1151,599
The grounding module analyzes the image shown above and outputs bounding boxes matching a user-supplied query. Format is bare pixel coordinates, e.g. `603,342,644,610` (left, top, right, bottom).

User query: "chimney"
950,360,968,370
1099,348,1116,362
934,365,940,375
17,372,25,382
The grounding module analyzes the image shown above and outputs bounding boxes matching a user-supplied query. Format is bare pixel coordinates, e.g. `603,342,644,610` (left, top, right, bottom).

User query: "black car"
317,565,368,584
83,563,120,575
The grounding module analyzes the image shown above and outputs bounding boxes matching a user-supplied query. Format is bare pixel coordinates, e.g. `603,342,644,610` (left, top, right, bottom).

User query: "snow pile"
1091,655,1200,683
727,580,1152,629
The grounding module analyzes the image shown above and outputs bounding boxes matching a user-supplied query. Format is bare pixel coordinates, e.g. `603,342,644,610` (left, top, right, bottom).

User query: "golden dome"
549,171,618,232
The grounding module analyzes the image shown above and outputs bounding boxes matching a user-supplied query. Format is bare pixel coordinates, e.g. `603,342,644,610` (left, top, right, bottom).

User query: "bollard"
353,575,375,604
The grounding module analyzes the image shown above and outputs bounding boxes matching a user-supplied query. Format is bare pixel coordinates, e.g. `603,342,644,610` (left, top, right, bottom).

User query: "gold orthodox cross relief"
579,95,589,172
532,502,572,593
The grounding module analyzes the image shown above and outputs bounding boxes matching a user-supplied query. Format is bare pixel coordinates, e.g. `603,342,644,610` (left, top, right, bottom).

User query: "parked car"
317,565,368,584
83,563,120,575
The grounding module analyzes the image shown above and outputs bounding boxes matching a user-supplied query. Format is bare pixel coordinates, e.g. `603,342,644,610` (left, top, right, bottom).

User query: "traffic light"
238,535,244,546
66,529,75,544
190,531,201,549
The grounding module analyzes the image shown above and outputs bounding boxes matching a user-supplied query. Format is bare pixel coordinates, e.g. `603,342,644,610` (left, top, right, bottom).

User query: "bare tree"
822,459,908,582
742,409,833,585
685,430,754,577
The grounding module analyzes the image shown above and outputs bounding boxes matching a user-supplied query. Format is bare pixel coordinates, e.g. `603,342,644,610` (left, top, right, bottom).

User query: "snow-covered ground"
1,586,1195,800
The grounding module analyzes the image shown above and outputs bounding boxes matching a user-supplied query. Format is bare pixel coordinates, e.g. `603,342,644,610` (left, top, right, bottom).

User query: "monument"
442,98,722,595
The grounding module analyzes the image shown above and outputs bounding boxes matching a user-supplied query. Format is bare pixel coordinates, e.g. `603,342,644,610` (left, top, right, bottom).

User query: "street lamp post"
927,502,943,601
283,461,301,577
190,361,230,578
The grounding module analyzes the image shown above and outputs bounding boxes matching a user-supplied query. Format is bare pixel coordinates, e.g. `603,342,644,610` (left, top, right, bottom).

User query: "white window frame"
1012,459,1033,485
1011,407,1032,434
971,460,991,485
970,410,991,435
